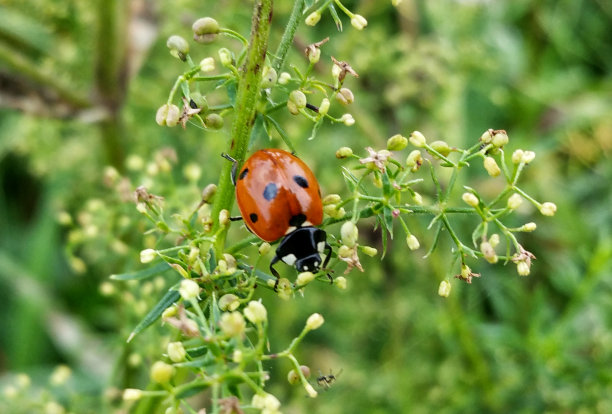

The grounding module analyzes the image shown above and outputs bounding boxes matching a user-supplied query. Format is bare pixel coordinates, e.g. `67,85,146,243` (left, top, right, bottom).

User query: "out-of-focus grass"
1,0,611,412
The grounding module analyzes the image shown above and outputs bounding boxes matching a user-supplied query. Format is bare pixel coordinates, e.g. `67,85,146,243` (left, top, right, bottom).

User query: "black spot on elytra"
289,214,306,227
263,183,278,201
293,175,309,188
250,213,258,223
239,168,249,180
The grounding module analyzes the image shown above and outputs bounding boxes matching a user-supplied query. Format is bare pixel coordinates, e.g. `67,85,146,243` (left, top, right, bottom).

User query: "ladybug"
223,149,332,288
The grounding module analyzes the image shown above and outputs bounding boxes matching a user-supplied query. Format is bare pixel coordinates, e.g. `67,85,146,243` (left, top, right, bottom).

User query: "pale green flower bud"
205,113,224,129
332,64,342,79
219,209,230,226
289,90,307,108
335,276,347,290
387,134,408,151
516,261,530,276
336,146,353,159
412,192,423,205
406,234,420,250
337,245,353,258
123,388,143,401
409,131,427,147
305,313,324,331
521,222,537,232
162,305,177,319
351,14,368,30
166,35,189,61
261,66,277,88
341,113,355,126
296,271,316,287
155,104,180,127
140,248,157,263
232,349,242,363
199,57,215,72
341,221,359,247
361,246,378,257
308,47,321,64
540,202,557,216
278,71,291,85
480,129,493,144
507,193,523,210
489,233,500,247
179,279,200,301
336,88,354,105
218,47,233,66
50,365,71,386
492,130,509,147
484,156,501,177
167,342,187,363
259,242,272,255
430,140,451,157
512,149,524,164
305,382,318,398
219,311,246,337
406,150,422,171
219,294,240,311
480,241,498,264
462,192,479,208
170,264,189,279
244,300,267,324
201,183,217,203
305,11,321,26
323,194,341,205
192,17,219,43
522,150,536,164
438,280,451,297
150,361,175,384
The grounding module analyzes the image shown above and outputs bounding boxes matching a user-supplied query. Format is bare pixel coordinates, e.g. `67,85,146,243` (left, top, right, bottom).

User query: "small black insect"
317,369,343,390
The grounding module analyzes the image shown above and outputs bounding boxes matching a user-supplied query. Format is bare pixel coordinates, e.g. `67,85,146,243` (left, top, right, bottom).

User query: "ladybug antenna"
221,153,238,185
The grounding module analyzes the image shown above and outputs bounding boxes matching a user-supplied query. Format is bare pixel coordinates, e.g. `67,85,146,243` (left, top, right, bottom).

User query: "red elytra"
235,149,323,242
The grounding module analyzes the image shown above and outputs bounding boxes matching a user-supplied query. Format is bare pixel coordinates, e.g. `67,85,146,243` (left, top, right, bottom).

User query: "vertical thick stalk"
211,0,274,256
272,0,303,73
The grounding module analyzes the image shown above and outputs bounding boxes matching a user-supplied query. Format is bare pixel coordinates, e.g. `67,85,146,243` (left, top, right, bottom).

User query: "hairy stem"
272,0,304,73
211,0,274,258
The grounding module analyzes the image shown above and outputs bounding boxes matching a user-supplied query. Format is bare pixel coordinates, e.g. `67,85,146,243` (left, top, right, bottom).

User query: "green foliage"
1,0,611,413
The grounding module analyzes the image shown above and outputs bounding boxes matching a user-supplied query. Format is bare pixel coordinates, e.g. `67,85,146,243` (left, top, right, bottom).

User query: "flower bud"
409,131,427,147
522,150,536,164
278,71,291,85
170,264,189,279
332,64,342,79
179,279,200,301
201,183,217,203
50,365,71,386
305,313,324,331
462,192,479,208
123,388,143,401
406,150,423,172
336,88,354,105
521,222,537,232
219,311,246,337
261,66,277,88
259,242,271,255
205,113,224,129
340,221,359,247
167,342,187,363
412,192,423,205
361,246,378,257
480,241,498,264
199,57,215,73
351,14,368,30
512,149,524,164
287,369,300,385
340,113,355,126
289,90,307,109
219,294,240,311
386,134,408,151
406,234,420,250
540,202,557,216
140,249,157,263
337,245,353,258
516,261,530,276
305,11,321,26
489,233,500,247
219,209,230,226
507,193,523,210
323,194,341,205
335,276,347,290
155,104,180,127
336,146,353,158
244,300,267,324
483,156,501,177
151,361,175,384
296,271,316,287
492,130,509,147
162,305,177,320
218,48,233,66
166,35,189,61
232,349,243,363
480,129,493,144
429,140,451,157
192,17,219,43
308,47,321,64
438,280,451,297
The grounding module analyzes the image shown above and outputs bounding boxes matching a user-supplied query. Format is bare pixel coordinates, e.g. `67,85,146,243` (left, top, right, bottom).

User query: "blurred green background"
1,0,611,412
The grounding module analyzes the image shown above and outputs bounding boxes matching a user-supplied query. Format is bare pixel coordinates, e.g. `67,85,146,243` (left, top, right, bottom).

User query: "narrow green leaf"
383,206,394,239
382,169,393,198
308,118,324,141
127,289,180,342
264,115,296,153
175,382,211,399
237,262,276,288
110,262,171,281
328,4,343,31
423,222,443,258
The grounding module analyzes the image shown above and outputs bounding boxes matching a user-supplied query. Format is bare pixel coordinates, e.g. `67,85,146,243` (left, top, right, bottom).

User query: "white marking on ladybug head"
282,254,297,266
303,220,313,227
303,265,309,271
285,226,297,235
314,261,319,269
317,241,326,253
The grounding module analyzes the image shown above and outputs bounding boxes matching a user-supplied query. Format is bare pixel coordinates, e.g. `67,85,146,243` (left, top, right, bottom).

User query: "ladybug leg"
220,153,238,185
322,242,333,284
269,256,281,291
229,216,243,222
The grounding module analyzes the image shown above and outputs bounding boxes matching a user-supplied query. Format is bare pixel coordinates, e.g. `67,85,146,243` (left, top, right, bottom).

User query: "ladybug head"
270,227,332,281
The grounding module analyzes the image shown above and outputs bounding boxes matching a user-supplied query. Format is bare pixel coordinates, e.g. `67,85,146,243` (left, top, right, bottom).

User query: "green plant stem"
210,0,274,258
272,0,304,74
